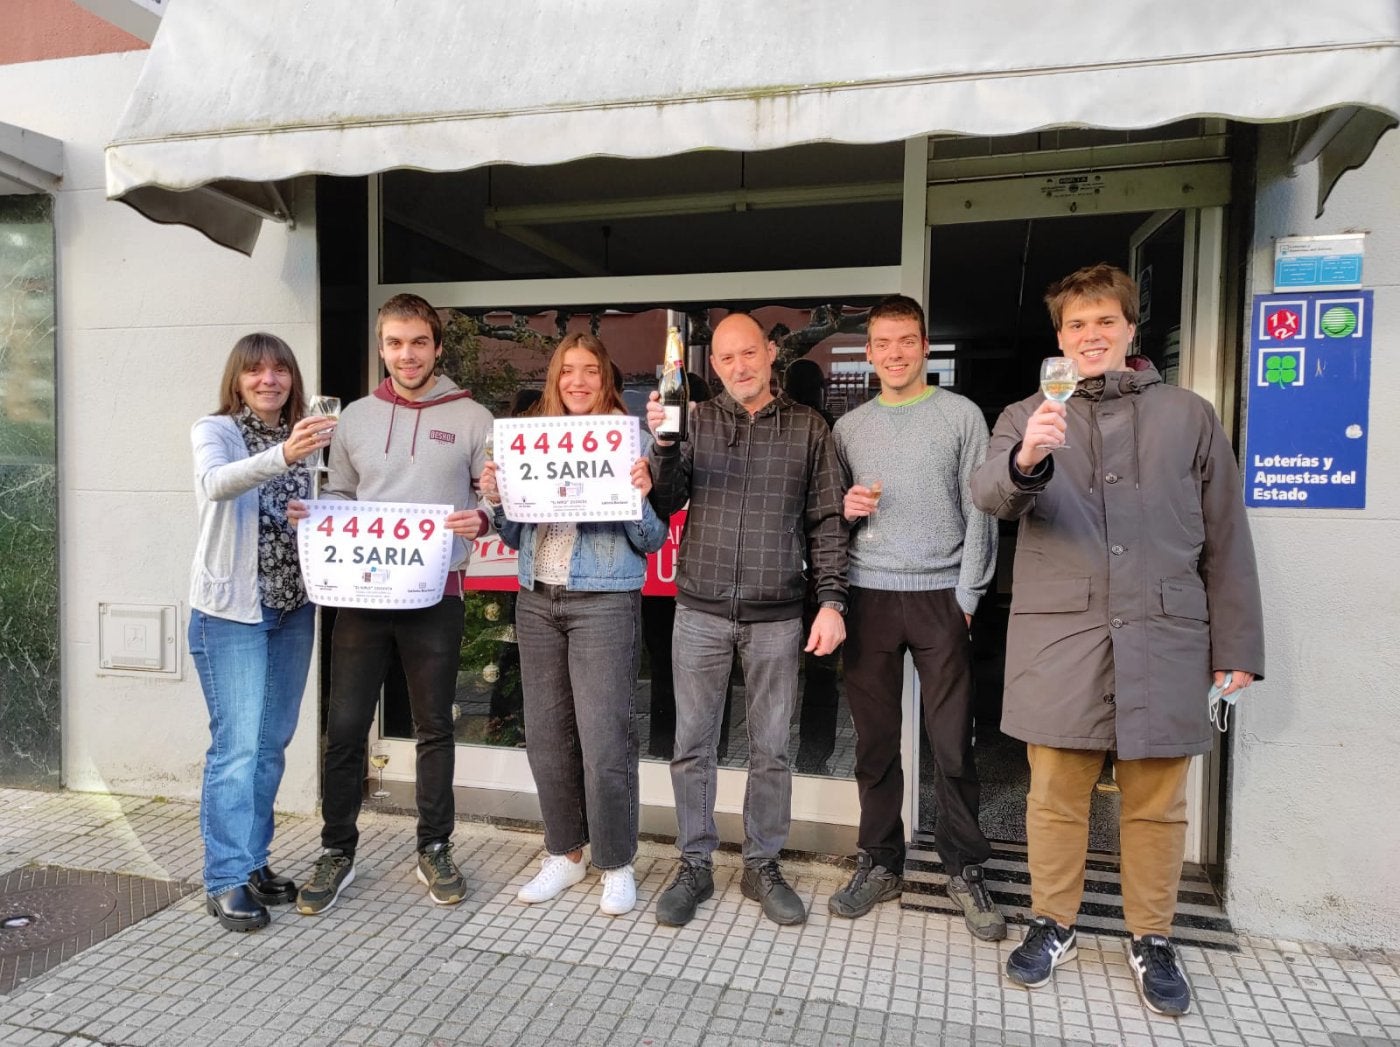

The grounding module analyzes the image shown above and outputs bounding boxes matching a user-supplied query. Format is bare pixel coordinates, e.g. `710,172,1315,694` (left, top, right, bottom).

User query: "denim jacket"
494,501,667,592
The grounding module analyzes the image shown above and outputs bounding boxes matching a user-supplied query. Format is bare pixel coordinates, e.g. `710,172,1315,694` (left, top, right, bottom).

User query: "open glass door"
1130,206,1229,866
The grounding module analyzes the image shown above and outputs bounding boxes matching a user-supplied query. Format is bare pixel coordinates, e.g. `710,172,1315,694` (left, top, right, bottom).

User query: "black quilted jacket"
649,391,847,622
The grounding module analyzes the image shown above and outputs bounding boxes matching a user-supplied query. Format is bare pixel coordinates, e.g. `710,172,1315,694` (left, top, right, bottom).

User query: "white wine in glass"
369,742,390,799
864,479,883,540
307,394,341,472
1038,358,1078,449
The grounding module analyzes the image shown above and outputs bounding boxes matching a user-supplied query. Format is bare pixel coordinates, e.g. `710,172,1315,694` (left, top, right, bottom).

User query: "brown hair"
214,332,306,426
1044,263,1139,330
866,294,926,342
376,293,443,346
536,333,626,417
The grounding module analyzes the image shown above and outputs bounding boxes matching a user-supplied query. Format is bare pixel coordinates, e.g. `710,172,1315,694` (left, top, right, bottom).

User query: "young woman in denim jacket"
479,333,667,915
188,333,334,931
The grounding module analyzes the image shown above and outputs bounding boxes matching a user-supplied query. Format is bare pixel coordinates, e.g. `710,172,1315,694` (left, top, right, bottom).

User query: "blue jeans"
671,606,801,867
516,585,641,870
189,602,315,895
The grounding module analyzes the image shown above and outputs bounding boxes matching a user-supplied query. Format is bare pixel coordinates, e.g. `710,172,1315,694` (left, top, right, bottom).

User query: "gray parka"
971,366,1265,759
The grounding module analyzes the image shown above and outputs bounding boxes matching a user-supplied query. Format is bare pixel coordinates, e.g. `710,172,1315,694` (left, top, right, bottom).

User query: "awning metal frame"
0,121,64,195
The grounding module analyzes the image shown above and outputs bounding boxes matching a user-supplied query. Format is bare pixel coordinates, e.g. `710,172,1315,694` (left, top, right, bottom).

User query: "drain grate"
0,865,197,994
901,833,1239,951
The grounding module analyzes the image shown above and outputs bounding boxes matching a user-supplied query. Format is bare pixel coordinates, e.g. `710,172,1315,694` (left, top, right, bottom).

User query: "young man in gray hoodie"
291,294,494,915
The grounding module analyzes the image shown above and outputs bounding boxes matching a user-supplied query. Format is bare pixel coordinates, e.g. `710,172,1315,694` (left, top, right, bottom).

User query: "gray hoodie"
323,375,494,570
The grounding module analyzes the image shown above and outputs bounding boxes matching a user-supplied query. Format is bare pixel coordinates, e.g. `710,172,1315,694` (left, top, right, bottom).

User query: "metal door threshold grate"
902,833,1238,950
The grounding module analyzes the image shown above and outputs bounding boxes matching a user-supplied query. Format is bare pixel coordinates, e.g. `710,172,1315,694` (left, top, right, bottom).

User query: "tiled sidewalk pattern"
0,790,1396,1045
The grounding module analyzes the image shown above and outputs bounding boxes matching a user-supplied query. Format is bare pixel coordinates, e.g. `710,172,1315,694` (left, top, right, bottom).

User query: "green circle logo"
1320,306,1357,337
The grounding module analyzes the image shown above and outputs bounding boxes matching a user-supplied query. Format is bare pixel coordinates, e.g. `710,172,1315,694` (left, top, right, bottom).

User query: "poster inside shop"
299,501,454,607
493,415,642,523
1244,291,1371,509
465,509,686,596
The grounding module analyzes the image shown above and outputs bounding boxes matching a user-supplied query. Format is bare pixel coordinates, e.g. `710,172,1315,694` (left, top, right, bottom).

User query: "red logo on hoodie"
428,430,456,444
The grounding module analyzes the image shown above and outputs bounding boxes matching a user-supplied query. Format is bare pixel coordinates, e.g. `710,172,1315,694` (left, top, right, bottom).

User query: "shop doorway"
916,206,1220,860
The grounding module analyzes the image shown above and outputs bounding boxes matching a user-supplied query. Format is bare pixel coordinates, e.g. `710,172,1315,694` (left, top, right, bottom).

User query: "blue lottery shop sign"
1244,290,1372,509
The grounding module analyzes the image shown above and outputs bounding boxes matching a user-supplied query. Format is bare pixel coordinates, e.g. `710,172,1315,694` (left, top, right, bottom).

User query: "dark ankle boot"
247,865,297,905
207,885,270,932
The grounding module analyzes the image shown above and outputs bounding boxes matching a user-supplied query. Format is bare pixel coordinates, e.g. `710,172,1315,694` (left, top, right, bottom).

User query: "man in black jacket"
647,312,848,927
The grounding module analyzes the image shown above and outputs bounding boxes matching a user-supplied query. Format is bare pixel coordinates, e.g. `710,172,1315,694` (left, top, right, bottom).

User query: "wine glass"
1038,358,1078,450
306,394,341,472
862,477,883,540
369,740,391,800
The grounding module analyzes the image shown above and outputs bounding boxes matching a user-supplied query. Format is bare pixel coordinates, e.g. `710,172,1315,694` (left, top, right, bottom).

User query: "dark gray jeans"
516,584,641,870
671,605,801,867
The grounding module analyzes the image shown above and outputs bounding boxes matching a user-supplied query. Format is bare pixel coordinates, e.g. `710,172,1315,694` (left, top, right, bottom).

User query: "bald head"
710,313,776,413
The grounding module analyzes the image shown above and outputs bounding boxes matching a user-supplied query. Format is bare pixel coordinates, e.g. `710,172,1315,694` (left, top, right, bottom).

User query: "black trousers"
322,598,464,856
844,587,990,876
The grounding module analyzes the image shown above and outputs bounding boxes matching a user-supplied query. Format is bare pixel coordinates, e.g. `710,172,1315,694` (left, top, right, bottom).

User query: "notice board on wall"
1244,290,1372,509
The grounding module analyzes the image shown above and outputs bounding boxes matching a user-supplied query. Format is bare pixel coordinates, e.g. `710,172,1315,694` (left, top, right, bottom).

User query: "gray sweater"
323,375,494,570
832,388,996,615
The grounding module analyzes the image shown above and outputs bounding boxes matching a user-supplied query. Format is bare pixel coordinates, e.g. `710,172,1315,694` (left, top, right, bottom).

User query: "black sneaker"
1005,915,1077,988
1127,935,1193,1016
655,861,714,927
416,841,466,906
828,852,902,918
947,864,1008,941
296,849,355,915
740,860,807,926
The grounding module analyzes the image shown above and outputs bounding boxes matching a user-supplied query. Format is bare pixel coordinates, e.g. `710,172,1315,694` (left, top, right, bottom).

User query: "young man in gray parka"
972,264,1264,1017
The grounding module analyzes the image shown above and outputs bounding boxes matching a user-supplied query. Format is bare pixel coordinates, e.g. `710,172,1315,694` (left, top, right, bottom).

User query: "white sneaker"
517,854,586,904
599,864,637,916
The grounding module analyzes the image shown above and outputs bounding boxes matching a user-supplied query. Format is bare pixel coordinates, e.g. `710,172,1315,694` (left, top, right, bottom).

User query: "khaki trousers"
1025,744,1190,937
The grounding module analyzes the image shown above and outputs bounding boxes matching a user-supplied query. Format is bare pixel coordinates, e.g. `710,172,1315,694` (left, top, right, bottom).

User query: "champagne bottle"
657,326,690,441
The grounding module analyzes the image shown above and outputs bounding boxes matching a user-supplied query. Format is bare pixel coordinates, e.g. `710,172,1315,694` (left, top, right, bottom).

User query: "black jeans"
322,598,464,856
843,587,990,876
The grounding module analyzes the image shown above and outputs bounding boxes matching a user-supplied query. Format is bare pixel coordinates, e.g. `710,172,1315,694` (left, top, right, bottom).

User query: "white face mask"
1207,672,1237,732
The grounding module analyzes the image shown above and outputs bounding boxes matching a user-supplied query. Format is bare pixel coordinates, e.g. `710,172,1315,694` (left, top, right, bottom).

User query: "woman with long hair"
188,333,333,931
480,332,666,915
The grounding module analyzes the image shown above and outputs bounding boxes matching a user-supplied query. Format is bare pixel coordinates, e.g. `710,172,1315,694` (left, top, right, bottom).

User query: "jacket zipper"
731,412,753,620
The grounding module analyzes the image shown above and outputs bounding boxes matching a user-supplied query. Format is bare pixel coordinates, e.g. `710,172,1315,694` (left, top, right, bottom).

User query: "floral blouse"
235,407,311,611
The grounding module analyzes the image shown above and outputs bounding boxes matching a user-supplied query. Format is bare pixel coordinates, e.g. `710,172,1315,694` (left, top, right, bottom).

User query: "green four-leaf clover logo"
1264,354,1297,387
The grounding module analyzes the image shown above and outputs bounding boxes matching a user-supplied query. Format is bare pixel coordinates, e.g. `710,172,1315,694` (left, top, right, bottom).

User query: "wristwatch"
820,601,846,616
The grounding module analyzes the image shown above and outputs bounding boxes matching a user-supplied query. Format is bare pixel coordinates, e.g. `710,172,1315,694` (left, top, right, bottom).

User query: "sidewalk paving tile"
0,788,1398,1045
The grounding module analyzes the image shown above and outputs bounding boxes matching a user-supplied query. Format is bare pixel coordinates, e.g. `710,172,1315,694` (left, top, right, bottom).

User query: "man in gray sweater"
830,294,1004,941
290,294,494,916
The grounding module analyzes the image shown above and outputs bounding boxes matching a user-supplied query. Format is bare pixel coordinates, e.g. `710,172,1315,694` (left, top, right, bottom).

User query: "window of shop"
0,194,59,787
378,143,905,283
374,299,901,787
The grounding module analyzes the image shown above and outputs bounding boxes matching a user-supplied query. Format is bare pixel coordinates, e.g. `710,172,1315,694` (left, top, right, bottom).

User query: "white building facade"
1,0,1396,947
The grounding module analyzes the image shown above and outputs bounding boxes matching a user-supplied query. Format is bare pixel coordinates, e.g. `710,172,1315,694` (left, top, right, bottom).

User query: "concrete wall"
1227,125,1400,947
0,0,147,66
0,50,323,812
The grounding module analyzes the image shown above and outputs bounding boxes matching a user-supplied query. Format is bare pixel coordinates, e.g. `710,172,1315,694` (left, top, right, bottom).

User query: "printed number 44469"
315,516,436,540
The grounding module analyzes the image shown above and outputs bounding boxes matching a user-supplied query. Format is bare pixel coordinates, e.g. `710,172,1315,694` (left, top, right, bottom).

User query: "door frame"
919,167,1231,864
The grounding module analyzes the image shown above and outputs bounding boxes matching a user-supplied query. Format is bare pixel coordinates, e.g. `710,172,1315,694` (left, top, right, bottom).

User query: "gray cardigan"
189,414,298,623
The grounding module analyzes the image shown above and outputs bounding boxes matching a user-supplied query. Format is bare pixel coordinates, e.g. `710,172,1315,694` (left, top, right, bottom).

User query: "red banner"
463,509,685,597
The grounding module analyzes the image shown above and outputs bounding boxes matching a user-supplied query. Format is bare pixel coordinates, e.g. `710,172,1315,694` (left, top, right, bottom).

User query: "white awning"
106,0,1400,253
1,121,63,196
